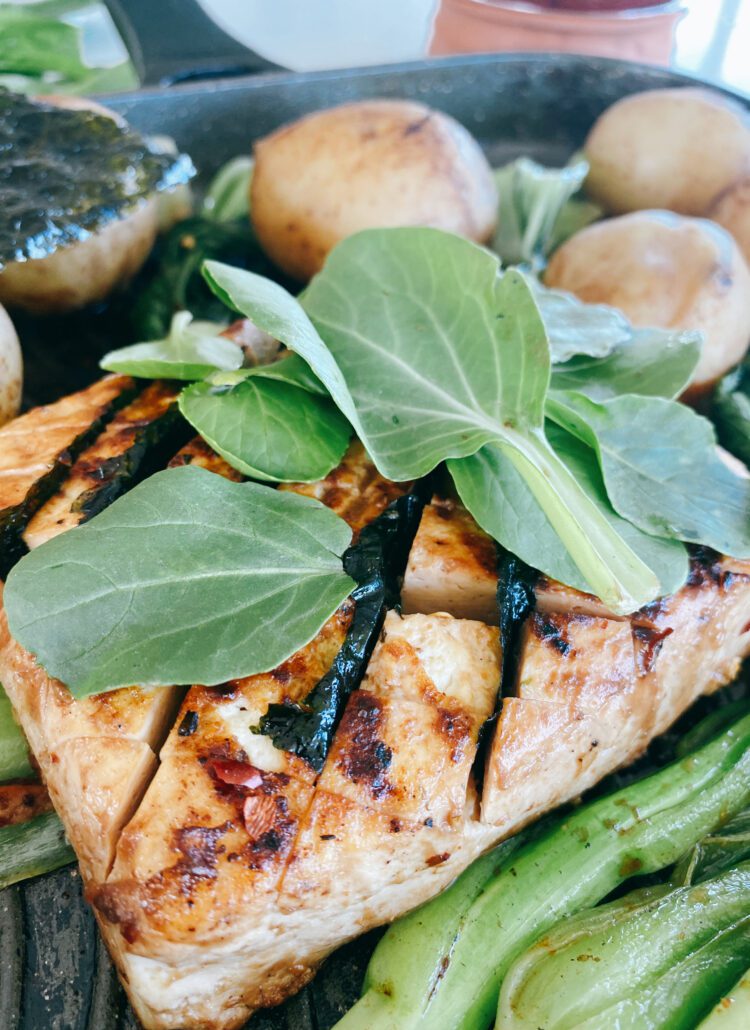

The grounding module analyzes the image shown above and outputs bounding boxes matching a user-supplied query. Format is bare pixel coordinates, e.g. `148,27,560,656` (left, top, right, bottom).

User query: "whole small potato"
0,304,22,426
709,177,750,267
251,99,497,281
0,198,158,314
584,88,750,216
0,95,158,314
545,210,750,392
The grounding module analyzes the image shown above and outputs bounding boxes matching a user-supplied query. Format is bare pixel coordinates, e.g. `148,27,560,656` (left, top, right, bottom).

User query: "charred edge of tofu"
259,481,432,771
0,379,140,579
74,397,191,524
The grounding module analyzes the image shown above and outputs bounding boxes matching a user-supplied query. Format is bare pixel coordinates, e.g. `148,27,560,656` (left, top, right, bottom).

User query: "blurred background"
0,0,746,95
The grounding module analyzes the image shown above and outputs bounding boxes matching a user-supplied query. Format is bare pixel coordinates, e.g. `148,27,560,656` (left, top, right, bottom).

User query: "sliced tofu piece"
482,696,613,831
23,381,186,549
0,374,135,575
635,551,750,737
319,612,500,827
534,575,625,619
401,496,499,623
514,611,650,752
279,439,409,536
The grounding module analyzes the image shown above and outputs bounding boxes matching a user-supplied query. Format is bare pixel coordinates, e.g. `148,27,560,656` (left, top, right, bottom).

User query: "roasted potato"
0,303,22,426
709,177,750,267
545,210,750,392
251,99,498,281
584,88,750,217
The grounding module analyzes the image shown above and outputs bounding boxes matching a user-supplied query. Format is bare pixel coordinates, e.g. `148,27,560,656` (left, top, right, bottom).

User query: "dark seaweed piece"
0,89,194,268
259,484,430,772
131,215,293,340
496,551,537,701
72,405,192,523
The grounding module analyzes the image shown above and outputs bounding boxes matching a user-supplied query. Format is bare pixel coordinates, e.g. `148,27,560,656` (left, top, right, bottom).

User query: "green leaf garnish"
205,230,659,613
4,466,355,696
201,156,254,223
551,328,702,401
179,376,351,482
100,311,243,380
492,157,591,269
449,427,689,600
547,391,750,557
530,279,631,363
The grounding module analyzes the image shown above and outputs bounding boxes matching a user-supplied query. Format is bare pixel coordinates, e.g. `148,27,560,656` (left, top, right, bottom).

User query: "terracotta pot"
430,0,686,66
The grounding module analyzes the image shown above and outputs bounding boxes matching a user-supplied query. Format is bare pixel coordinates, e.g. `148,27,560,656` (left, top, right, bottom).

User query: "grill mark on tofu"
0,374,136,575
333,691,393,798
23,381,189,549
530,613,572,656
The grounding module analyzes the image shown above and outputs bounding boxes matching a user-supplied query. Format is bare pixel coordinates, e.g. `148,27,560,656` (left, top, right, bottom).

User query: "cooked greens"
338,707,750,1030
0,89,193,268
0,810,74,891
0,683,32,781
3,467,355,696
497,867,750,1030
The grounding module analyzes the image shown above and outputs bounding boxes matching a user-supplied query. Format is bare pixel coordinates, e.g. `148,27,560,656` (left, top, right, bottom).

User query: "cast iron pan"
3,51,749,1030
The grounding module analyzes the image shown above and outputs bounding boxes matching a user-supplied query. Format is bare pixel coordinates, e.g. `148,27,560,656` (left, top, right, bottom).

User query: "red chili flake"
210,759,263,789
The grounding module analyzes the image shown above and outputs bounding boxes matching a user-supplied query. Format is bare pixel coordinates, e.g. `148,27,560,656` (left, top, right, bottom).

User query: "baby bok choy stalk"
497,865,750,1030
0,683,32,781
697,967,750,1029
0,811,74,890
335,707,750,1030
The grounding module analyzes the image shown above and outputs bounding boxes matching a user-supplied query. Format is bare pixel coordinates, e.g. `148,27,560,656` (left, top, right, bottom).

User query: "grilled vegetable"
0,374,137,578
697,968,750,1029
338,708,750,1030
498,866,750,1029
0,809,73,890
259,482,429,770
0,681,31,781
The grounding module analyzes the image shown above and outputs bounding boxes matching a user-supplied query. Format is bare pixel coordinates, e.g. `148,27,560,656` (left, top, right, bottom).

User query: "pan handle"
104,0,281,87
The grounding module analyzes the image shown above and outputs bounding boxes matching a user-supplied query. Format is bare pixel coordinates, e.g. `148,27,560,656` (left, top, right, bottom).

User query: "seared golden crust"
279,440,409,535
167,436,244,480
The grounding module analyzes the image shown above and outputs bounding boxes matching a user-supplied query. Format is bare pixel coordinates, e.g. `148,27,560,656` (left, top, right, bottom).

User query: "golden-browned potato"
0,304,22,426
0,95,159,314
251,99,497,281
584,88,750,216
709,177,750,267
0,198,158,315
545,210,750,392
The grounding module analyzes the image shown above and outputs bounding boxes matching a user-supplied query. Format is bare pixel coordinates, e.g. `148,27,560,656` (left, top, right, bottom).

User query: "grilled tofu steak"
1,406,750,1029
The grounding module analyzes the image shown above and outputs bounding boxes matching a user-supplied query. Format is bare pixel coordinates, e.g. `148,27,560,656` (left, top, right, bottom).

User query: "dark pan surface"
5,52,748,1030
